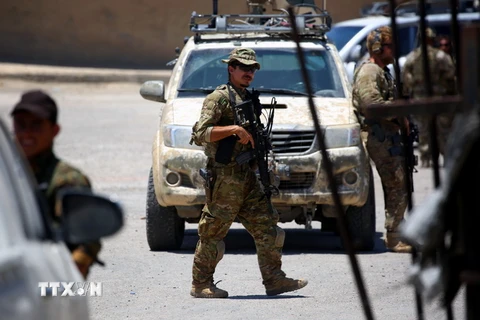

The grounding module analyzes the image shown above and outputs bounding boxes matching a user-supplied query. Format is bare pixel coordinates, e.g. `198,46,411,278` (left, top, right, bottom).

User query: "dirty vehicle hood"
167,96,356,126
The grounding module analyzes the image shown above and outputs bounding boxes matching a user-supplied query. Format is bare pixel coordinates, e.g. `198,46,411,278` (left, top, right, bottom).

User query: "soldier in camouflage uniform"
352,26,412,253
402,28,457,167
11,90,101,278
189,48,308,298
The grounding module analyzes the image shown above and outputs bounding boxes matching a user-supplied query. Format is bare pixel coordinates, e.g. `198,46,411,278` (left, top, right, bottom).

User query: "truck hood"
167,96,356,127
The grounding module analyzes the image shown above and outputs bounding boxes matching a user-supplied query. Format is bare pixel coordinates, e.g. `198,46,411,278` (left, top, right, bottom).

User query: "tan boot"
265,277,308,296
190,282,228,298
385,232,412,253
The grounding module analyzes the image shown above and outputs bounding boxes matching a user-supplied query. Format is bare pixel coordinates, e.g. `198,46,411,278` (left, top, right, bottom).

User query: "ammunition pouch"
236,150,254,165
215,135,237,164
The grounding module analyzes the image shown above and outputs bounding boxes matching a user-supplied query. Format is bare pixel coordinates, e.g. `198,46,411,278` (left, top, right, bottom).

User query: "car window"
397,25,418,56
353,25,417,60
0,121,45,244
412,19,475,47
326,26,363,51
178,47,346,98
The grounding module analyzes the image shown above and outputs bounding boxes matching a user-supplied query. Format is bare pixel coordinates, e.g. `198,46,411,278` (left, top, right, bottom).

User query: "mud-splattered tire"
343,166,376,252
146,168,185,251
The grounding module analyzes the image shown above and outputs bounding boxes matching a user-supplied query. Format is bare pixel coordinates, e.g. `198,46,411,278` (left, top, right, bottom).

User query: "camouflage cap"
221,48,261,70
425,27,436,39
418,27,436,39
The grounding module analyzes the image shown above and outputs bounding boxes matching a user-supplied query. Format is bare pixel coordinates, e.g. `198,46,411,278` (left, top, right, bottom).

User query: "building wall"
0,0,374,68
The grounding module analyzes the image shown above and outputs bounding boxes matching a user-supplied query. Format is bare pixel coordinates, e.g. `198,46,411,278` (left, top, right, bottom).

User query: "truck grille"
271,130,316,154
278,172,315,190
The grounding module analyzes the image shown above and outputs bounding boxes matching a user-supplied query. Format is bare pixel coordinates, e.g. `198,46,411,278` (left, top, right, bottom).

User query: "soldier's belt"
211,164,250,176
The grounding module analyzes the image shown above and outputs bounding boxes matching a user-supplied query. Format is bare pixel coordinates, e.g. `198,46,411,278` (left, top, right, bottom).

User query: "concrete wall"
0,0,374,69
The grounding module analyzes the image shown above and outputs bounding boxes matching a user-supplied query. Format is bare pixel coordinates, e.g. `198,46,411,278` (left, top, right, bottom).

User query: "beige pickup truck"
140,4,375,252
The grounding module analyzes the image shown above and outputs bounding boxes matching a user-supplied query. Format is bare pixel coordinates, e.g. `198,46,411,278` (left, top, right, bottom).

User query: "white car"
0,119,123,319
326,11,480,83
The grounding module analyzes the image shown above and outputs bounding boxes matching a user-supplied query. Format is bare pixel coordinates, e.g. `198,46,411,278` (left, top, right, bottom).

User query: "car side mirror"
60,190,124,244
349,44,362,62
140,81,166,103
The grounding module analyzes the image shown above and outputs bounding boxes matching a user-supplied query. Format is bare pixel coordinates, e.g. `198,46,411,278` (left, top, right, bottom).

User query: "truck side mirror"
140,81,166,103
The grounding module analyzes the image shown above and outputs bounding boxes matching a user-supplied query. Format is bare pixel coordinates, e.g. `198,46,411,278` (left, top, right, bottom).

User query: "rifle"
393,74,418,195
405,117,419,192
233,89,278,199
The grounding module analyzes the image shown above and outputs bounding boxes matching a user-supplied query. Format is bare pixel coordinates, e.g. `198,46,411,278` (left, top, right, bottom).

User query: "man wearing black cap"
11,89,101,279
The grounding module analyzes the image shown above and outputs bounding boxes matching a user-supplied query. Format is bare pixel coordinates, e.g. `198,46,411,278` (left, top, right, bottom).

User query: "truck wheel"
146,168,185,251
342,166,376,252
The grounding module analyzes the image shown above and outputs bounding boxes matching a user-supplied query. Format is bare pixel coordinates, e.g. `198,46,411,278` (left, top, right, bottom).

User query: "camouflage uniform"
402,43,457,166
192,83,286,287
34,149,101,278
352,61,409,248
190,47,307,298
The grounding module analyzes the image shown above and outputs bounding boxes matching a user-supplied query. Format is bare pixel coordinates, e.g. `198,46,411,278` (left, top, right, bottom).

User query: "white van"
327,11,480,82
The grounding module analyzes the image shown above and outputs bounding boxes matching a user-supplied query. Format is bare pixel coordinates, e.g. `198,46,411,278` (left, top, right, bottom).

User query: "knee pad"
215,240,225,263
274,226,285,248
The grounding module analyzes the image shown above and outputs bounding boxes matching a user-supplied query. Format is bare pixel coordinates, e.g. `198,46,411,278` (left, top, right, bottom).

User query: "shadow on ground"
179,228,387,255
228,294,309,300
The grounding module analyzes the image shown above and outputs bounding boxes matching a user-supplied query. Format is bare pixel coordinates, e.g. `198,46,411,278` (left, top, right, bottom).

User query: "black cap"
11,90,58,124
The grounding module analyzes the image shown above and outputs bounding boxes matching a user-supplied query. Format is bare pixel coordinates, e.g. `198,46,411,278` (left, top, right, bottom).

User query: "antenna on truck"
208,0,219,28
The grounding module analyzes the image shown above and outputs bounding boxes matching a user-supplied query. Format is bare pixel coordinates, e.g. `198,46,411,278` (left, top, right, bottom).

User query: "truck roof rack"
189,10,332,40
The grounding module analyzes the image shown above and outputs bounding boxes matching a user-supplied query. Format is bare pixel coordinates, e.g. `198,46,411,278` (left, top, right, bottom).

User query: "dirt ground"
0,79,463,320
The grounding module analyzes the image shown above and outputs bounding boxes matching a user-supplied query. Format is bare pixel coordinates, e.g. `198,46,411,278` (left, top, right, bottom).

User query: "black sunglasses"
233,63,257,73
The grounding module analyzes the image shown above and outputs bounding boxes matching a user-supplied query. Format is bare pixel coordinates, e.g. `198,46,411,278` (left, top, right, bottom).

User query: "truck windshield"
326,26,363,51
178,47,346,98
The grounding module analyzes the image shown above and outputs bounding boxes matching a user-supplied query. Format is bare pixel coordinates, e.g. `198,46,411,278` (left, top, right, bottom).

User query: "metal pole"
388,1,425,319
418,0,441,190
449,0,461,92
288,6,375,320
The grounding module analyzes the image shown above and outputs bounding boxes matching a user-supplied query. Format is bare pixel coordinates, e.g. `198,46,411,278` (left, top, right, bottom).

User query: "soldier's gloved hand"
234,126,255,147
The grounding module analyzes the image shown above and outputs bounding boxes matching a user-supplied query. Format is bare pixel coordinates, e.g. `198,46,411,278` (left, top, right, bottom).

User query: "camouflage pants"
365,127,408,232
192,168,285,287
415,115,432,167
414,114,453,167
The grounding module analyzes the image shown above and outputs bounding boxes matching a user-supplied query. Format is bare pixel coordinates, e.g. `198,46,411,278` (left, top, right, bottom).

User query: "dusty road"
0,80,464,320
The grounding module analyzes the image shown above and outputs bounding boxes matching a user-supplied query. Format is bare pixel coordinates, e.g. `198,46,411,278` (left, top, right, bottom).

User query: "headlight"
324,124,360,149
163,125,203,150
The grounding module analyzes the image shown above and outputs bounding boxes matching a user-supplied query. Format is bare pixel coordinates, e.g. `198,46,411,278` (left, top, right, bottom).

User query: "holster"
200,168,215,203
